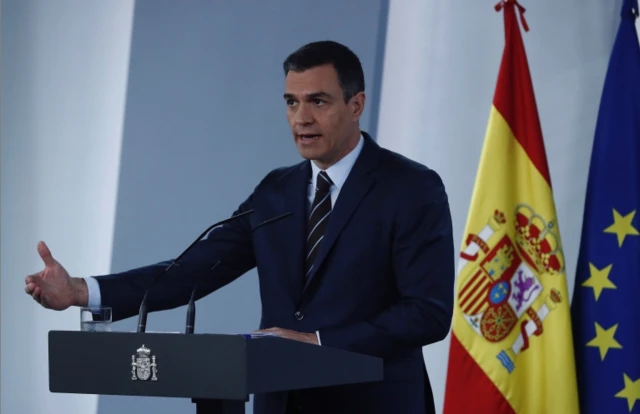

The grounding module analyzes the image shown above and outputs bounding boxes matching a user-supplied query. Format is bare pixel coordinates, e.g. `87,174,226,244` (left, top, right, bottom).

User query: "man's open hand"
254,327,319,345
24,241,87,310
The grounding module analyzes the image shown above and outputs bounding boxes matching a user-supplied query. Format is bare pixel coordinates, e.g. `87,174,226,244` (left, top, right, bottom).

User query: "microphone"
136,209,254,333
184,211,293,334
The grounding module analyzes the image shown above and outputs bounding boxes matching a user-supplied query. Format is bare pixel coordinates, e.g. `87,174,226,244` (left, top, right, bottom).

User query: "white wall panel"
1,1,135,413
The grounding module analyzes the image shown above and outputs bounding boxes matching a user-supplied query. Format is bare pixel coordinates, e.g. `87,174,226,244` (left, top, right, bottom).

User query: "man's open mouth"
299,134,321,141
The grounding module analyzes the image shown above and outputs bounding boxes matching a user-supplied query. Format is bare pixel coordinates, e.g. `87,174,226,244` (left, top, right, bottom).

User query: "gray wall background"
100,1,388,413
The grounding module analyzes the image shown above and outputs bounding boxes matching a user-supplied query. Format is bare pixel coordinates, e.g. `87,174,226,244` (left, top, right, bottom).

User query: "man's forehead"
285,69,340,97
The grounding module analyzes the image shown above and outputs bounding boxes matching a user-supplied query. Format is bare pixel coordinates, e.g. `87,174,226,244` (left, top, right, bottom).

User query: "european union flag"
571,1,640,412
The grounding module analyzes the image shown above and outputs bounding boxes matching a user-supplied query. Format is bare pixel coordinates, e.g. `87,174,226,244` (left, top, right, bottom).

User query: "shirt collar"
310,133,364,191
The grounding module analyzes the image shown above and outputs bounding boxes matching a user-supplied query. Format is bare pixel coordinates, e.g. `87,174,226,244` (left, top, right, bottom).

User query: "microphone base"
192,398,245,414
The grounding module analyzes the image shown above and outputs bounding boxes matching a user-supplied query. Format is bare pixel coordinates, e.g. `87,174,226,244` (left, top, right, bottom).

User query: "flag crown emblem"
513,205,564,275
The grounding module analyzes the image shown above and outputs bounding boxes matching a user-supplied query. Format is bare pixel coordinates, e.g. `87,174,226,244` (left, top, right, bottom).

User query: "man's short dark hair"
283,40,365,102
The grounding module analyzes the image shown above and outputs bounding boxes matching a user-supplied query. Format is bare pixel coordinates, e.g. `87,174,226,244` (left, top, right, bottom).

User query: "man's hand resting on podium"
24,241,88,310
254,327,319,345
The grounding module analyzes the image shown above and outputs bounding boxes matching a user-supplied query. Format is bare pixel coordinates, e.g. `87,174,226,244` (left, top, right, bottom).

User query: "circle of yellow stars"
581,208,639,412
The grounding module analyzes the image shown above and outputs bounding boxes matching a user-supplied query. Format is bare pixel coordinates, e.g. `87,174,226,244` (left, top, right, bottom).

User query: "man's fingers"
255,327,290,338
25,273,39,285
25,282,36,294
32,286,42,303
255,327,280,334
25,274,41,290
37,241,56,267
253,328,314,344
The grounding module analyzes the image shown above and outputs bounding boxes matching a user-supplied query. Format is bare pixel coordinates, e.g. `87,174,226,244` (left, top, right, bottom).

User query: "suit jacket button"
294,311,304,321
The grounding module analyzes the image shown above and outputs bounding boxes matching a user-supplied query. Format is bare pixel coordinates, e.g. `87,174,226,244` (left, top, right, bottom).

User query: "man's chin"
296,146,322,161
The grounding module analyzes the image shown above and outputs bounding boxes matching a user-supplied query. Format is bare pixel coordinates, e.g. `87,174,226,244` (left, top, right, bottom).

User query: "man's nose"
294,103,313,125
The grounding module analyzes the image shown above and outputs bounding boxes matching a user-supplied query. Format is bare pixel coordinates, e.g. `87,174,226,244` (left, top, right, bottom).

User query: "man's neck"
312,130,361,170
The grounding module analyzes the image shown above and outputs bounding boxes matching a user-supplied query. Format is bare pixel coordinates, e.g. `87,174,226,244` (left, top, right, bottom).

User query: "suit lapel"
301,135,380,296
284,161,311,296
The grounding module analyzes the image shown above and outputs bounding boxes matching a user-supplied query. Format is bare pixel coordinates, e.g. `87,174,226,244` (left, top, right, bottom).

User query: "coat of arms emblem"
458,205,565,373
131,344,158,381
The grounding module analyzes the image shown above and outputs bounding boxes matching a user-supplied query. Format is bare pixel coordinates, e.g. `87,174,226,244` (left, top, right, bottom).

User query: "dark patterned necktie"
305,171,333,279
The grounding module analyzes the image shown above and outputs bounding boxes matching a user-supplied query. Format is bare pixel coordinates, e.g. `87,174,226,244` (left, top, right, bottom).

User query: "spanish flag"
443,1,579,413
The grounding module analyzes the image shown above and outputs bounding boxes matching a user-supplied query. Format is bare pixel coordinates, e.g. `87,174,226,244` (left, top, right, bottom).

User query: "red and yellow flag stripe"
443,2,579,413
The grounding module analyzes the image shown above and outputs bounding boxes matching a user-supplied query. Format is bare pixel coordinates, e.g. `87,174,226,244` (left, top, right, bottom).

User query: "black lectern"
48,331,383,413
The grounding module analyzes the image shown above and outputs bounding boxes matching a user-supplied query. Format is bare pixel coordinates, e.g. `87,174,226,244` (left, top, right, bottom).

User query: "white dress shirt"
85,133,365,343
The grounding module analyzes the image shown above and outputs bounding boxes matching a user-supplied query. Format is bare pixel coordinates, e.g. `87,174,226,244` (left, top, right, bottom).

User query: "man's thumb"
37,241,56,267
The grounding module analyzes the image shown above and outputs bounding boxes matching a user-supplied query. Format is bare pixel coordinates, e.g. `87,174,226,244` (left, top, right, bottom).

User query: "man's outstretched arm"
93,196,256,322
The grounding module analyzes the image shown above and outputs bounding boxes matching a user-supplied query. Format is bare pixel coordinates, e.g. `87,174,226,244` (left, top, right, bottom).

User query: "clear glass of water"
80,307,112,332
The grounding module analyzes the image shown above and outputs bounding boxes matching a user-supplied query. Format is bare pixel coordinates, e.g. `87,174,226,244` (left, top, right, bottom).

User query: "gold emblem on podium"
131,344,158,381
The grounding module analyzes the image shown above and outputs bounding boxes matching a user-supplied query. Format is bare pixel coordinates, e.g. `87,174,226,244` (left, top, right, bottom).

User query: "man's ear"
350,92,366,121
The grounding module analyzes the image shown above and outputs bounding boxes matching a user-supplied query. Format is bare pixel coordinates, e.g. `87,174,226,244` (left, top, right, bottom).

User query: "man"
25,40,455,414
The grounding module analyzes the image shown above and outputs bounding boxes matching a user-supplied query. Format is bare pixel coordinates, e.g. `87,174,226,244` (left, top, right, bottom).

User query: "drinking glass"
80,306,112,332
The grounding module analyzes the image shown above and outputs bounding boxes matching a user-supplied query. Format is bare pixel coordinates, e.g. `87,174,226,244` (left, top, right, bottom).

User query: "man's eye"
314,99,324,105
286,100,296,106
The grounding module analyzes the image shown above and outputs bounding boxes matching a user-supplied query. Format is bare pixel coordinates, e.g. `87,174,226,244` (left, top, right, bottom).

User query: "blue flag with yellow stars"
571,0,640,412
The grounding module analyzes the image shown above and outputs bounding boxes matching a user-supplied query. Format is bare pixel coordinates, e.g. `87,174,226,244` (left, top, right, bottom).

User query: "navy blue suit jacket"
95,132,455,414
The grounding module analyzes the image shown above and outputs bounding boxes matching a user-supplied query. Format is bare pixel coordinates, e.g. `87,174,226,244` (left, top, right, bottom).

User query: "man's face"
284,64,364,170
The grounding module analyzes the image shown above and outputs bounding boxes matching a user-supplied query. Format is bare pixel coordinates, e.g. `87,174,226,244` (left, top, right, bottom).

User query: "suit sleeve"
93,194,256,322
318,169,455,358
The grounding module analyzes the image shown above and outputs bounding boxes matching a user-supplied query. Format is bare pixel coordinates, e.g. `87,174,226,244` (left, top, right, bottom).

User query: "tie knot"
316,171,333,193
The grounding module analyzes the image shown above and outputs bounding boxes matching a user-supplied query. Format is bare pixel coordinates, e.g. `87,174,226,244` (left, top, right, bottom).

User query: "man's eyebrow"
306,92,332,100
283,92,333,100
